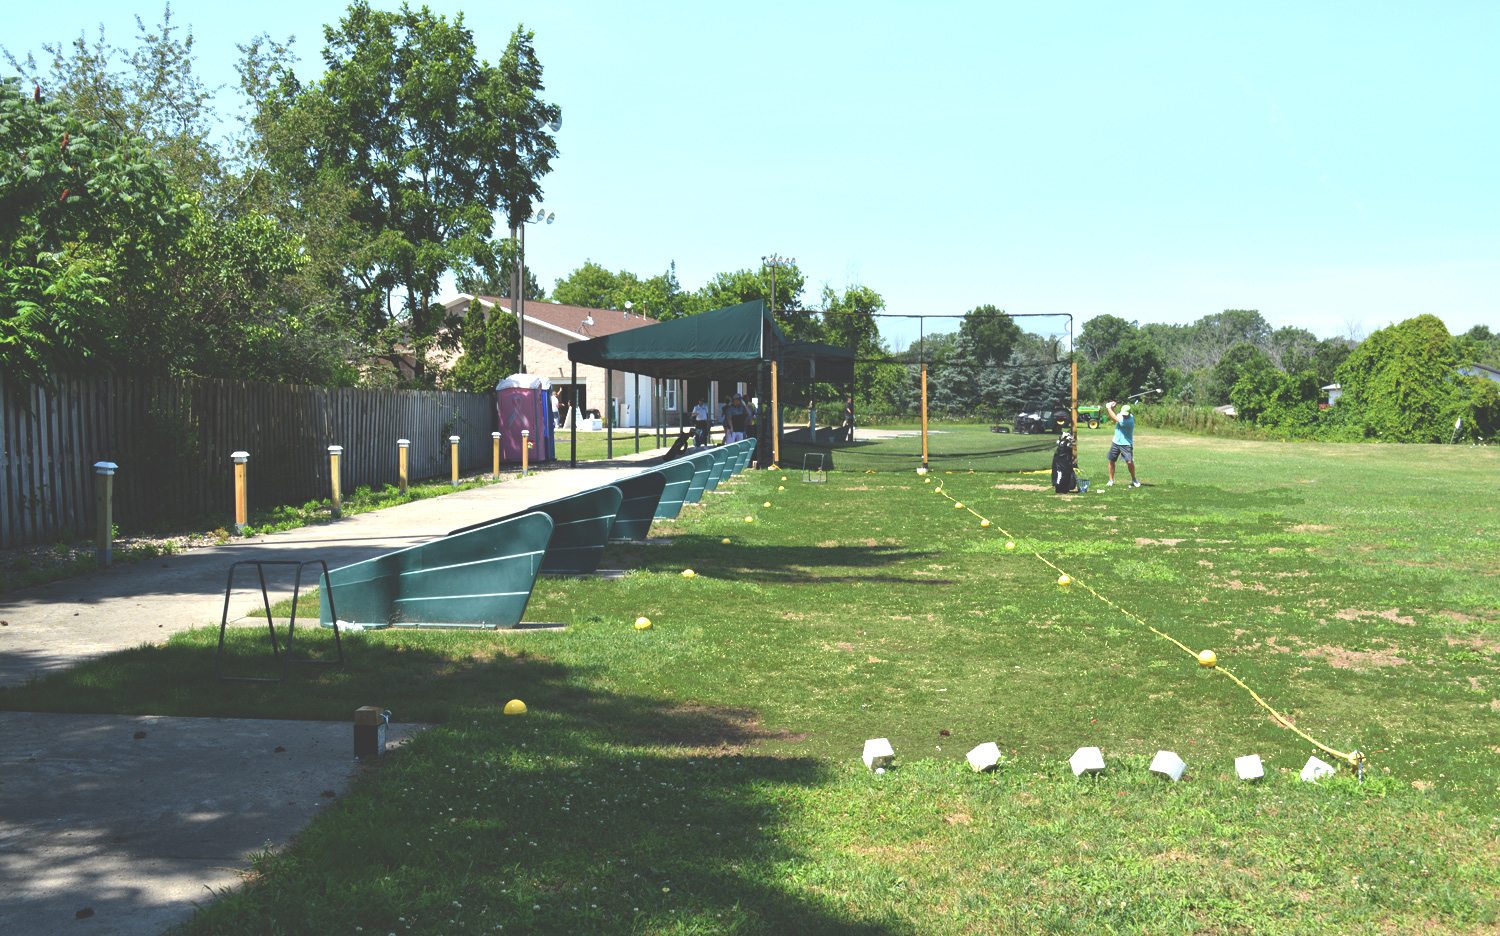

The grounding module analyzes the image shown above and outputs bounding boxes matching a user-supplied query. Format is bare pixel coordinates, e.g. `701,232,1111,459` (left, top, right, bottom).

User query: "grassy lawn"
5,430,1499,934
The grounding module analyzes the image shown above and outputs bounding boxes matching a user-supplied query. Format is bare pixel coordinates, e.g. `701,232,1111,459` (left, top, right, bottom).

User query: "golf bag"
1052,434,1078,494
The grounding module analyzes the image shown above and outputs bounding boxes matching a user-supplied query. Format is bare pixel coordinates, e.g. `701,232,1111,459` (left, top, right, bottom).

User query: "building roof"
450,295,658,341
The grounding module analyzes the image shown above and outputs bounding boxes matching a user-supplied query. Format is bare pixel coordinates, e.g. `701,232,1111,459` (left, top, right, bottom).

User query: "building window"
665,380,678,411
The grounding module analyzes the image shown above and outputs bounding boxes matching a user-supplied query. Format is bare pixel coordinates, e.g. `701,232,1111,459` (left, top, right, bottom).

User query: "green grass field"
5,430,1498,934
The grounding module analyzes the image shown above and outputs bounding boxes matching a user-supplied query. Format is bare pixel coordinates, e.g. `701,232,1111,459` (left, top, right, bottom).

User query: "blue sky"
8,1,1496,350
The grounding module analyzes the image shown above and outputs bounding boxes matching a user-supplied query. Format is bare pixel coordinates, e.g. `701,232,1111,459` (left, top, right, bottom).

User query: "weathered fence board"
0,376,497,547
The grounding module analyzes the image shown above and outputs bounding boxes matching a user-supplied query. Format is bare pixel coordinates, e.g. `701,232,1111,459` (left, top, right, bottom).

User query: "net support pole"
607,368,613,459
1071,359,1079,466
771,360,781,467
570,361,578,468
920,363,929,471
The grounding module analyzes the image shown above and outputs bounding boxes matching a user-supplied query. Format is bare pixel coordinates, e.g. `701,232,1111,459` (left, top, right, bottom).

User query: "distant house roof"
448,294,657,342
1459,363,1500,383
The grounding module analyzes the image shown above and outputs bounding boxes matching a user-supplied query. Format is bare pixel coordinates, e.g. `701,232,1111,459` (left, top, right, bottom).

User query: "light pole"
761,254,795,465
514,208,555,374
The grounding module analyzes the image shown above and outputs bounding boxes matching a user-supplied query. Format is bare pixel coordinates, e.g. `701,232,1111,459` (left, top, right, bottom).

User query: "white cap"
232,451,250,463
94,461,118,474
327,445,343,454
492,431,501,438
397,438,411,446
449,435,461,443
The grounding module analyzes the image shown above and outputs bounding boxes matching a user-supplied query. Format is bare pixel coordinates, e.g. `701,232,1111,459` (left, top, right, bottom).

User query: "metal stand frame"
214,560,343,683
802,452,826,483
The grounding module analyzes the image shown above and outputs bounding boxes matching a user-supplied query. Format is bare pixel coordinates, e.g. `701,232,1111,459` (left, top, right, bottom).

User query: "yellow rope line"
928,477,1363,771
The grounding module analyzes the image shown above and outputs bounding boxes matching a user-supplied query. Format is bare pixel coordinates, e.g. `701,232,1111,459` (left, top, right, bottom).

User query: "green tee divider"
703,446,730,492
451,485,625,576
317,511,553,629
607,471,667,541
682,451,715,503
652,458,697,520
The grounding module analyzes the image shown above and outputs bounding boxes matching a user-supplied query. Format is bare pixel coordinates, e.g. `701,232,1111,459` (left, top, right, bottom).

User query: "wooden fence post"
491,431,501,479
232,451,249,534
328,445,343,518
450,435,460,486
397,439,410,494
94,461,117,567
521,429,530,476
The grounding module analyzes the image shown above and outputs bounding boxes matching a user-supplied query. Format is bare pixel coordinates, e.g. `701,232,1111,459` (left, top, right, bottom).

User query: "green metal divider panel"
703,446,730,492
653,458,697,519
318,511,553,629
450,485,625,575
608,471,667,541
683,451,715,503
733,439,753,474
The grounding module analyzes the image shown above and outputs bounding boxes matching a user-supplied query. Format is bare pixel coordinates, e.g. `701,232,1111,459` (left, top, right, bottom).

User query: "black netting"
772,359,1079,472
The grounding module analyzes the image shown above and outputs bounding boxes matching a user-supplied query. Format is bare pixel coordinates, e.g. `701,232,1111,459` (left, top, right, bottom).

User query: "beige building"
442,295,687,429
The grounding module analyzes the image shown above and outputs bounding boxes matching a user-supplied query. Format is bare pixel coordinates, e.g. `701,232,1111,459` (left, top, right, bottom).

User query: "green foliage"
449,298,520,392
1087,336,1165,404
1335,314,1466,442
1207,343,1275,406
958,304,1022,364
550,259,688,320
0,75,190,384
1077,314,1137,365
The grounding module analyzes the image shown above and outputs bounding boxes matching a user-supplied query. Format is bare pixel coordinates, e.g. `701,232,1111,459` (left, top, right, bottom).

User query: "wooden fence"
0,375,497,548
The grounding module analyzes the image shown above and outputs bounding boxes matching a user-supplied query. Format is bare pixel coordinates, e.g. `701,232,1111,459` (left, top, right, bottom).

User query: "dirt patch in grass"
1445,636,1500,654
1334,608,1417,626
1289,524,1334,534
1301,641,1410,672
1135,538,1186,546
824,642,855,652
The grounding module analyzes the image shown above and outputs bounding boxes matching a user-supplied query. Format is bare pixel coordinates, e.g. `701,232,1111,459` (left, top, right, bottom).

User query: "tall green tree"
1335,314,1475,442
281,2,561,382
958,304,1022,364
0,76,190,385
1076,314,1138,365
449,298,519,391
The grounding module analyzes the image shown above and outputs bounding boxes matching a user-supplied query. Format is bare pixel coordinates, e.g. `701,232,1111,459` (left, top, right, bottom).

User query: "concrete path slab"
0,712,422,936
0,455,670,688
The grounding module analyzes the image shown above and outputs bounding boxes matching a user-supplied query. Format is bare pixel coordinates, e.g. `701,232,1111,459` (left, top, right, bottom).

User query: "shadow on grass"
1,631,916,934
608,537,948,586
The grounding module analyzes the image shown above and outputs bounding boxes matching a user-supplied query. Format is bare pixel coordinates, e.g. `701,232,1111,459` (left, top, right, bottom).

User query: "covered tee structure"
565,300,854,467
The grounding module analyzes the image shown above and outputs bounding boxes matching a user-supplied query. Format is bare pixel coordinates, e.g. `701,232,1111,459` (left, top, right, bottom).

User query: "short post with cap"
521,430,530,476
328,445,343,518
94,461,118,567
450,435,461,486
397,439,410,494
491,431,501,479
232,451,250,534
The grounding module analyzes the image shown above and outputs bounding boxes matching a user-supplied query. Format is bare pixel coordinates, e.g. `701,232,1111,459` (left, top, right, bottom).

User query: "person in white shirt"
691,398,710,446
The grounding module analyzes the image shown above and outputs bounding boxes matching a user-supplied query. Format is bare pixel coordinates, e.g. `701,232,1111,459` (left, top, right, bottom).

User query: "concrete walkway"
0,453,670,688
0,452,689,935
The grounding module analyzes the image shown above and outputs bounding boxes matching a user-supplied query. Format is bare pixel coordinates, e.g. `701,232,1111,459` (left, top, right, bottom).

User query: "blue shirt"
1113,415,1134,446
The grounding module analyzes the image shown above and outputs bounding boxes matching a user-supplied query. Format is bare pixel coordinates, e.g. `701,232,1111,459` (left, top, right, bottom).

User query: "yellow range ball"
504,699,527,715
980,519,991,528
924,478,931,484
1198,649,1218,668
778,485,785,490
721,537,731,544
763,501,772,507
681,569,695,578
635,617,652,630
1058,574,1072,586
744,516,754,523
1005,541,1015,550
954,502,964,509
781,476,787,481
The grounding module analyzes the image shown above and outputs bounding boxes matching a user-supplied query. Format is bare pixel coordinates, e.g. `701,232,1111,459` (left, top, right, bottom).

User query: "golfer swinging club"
1105,400,1141,487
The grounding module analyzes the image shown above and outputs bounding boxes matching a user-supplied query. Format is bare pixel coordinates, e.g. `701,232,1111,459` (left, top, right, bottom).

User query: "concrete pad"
0,459,670,688
0,711,421,936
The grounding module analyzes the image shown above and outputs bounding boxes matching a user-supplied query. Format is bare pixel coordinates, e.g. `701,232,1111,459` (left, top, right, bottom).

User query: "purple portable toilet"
497,375,553,463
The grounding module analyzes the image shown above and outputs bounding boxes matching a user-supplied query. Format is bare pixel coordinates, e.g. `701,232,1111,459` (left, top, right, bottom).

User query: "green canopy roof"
567,300,784,380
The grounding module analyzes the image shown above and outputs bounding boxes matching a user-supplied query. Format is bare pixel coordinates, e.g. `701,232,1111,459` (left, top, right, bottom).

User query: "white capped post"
491,431,501,479
450,435,461,486
231,451,250,534
327,445,344,518
520,429,530,476
93,461,117,567
397,439,411,494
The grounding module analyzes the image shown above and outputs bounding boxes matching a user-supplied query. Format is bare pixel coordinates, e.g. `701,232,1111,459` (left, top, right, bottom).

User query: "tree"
959,304,1022,364
820,283,901,409
448,298,519,391
285,3,561,382
1206,344,1274,406
459,265,544,300
0,76,190,385
1335,314,1469,442
1076,314,1138,365
691,260,813,339
1087,337,1166,405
